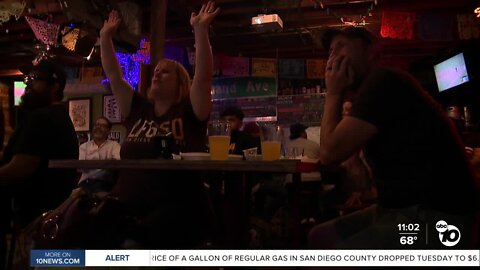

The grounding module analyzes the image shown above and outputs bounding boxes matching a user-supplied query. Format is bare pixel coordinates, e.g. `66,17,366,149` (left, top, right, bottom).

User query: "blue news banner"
31,250,85,267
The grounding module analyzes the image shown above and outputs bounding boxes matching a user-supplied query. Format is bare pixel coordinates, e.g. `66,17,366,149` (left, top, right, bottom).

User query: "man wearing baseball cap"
0,60,79,263
309,26,479,249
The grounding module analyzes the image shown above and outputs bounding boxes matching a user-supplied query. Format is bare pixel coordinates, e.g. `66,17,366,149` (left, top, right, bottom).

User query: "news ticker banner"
31,249,480,267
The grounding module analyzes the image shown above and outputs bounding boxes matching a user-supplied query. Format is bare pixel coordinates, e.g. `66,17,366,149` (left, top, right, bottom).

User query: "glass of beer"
208,120,231,160
260,123,282,161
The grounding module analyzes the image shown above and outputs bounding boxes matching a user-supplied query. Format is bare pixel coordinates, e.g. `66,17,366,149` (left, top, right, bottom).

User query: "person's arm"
100,10,134,117
79,142,86,160
189,1,220,121
111,142,121,160
319,55,377,166
0,154,40,186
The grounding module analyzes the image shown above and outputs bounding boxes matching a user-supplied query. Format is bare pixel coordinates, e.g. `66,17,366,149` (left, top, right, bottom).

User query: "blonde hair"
148,59,191,104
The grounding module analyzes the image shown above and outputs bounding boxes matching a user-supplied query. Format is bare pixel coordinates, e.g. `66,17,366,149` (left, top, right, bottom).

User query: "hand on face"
100,10,121,38
325,54,354,96
190,1,220,30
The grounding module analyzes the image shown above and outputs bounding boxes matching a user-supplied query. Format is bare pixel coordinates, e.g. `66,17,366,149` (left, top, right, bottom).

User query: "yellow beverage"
209,135,230,160
261,141,281,161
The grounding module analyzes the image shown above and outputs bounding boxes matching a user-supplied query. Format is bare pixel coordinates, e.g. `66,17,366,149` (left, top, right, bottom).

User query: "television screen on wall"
434,52,470,92
14,81,26,106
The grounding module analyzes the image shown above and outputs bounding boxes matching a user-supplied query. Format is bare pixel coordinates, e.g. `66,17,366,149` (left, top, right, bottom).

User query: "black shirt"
229,129,261,155
349,66,478,213
2,104,79,226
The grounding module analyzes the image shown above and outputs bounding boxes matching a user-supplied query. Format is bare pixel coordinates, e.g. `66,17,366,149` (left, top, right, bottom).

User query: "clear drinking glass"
284,147,304,159
207,120,231,160
260,122,282,161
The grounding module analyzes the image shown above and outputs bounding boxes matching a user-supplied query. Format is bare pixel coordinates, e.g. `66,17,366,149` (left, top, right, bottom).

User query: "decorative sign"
212,97,277,121
278,79,324,96
306,59,327,79
212,77,277,99
380,11,416,40
108,131,122,143
103,95,122,123
277,94,325,125
252,58,277,77
279,59,305,79
68,99,91,132
220,56,250,76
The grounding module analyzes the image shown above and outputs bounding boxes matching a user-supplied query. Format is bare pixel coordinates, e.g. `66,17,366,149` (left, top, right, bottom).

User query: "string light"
340,15,367,26
102,52,140,91
475,7,480,18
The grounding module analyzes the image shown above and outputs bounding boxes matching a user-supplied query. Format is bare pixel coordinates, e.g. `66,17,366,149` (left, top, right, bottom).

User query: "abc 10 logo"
435,220,461,247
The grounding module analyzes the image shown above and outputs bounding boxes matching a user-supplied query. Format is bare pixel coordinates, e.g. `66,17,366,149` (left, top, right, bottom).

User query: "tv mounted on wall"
434,52,470,92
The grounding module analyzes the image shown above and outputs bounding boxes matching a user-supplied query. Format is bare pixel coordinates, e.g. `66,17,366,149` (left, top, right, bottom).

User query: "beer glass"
208,120,231,160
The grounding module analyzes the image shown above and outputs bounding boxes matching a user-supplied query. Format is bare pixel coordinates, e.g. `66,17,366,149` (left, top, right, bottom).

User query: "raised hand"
190,1,220,30
100,10,121,38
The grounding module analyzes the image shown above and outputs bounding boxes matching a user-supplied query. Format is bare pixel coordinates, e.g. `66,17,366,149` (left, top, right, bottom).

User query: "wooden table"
49,159,319,247
49,159,304,172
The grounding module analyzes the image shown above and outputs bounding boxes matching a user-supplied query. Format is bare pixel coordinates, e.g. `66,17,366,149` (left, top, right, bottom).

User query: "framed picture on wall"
103,95,122,124
68,98,91,132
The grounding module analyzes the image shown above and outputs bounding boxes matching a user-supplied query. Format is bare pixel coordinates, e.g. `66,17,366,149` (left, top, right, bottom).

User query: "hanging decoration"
61,26,80,51
457,14,480,40
32,43,53,66
25,16,60,46
220,56,249,77
252,58,277,77
380,11,416,39
0,0,26,24
279,59,305,79
133,38,150,63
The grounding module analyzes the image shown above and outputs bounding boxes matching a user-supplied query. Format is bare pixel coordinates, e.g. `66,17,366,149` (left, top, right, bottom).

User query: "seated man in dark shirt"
221,106,261,155
309,27,479,249
0,60,79,265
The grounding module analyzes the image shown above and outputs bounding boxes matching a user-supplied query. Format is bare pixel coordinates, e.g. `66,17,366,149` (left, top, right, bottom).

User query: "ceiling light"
251,14,283,32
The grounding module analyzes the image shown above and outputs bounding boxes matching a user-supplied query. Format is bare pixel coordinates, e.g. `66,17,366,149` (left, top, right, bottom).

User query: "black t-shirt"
349,66,478,213
229,130,261,155
2,104,79,226
113,93,208,215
